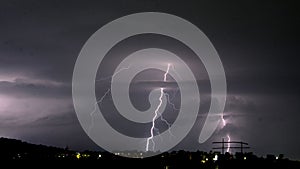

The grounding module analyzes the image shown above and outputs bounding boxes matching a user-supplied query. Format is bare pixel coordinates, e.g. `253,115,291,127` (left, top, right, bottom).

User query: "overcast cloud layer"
0,0,299,159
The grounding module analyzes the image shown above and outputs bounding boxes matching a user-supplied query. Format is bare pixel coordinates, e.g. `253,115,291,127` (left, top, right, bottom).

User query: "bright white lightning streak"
221,113,231,153
221,114,226,127
226,134,231,153
146,63,171,152
152,93,177,144
90,63,175,152
146,87,164,151
163,64,171,85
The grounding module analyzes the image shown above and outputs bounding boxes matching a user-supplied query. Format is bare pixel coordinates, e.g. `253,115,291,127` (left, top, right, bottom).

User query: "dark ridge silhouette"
0,137,299,169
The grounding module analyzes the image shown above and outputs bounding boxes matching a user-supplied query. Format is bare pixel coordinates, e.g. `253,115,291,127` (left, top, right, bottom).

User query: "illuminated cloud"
0,0,299,159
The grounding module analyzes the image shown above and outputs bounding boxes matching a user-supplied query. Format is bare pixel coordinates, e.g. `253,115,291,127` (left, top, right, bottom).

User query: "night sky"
0,0,299,159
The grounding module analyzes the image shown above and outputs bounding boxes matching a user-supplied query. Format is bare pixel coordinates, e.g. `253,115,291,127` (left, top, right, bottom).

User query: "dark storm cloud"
0,0,122,82
0,79,70,98
0,109,74,128
0,0,299,159
28,110,77,127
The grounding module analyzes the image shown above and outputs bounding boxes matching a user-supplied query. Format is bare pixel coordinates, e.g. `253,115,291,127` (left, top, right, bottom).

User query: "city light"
213,154,218,161
76,153,81,159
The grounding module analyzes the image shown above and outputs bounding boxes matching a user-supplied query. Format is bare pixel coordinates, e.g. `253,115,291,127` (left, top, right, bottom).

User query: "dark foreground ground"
1,137,299,169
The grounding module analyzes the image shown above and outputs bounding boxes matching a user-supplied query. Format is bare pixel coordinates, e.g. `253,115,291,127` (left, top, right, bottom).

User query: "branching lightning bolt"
146,63,171,152
155,94,177,143
88,89,111,135
89,63,177,152
95,64,132,82
164,93,179,111
88,65,131,135
146,87,164,152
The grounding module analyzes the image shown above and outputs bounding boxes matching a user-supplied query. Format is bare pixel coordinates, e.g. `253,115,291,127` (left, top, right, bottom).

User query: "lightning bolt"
221,113,226,127
155,93,178,142
221,112,231,153
88,89,111,135
89,65,131,135
164,93,179,110
146,87,164,152
146,63,171,152
153,94,177,142
90,63,176,152
170,64,182,80
226,134,231,153
165,64,181,111
160,64,180,131
95,64,132,82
